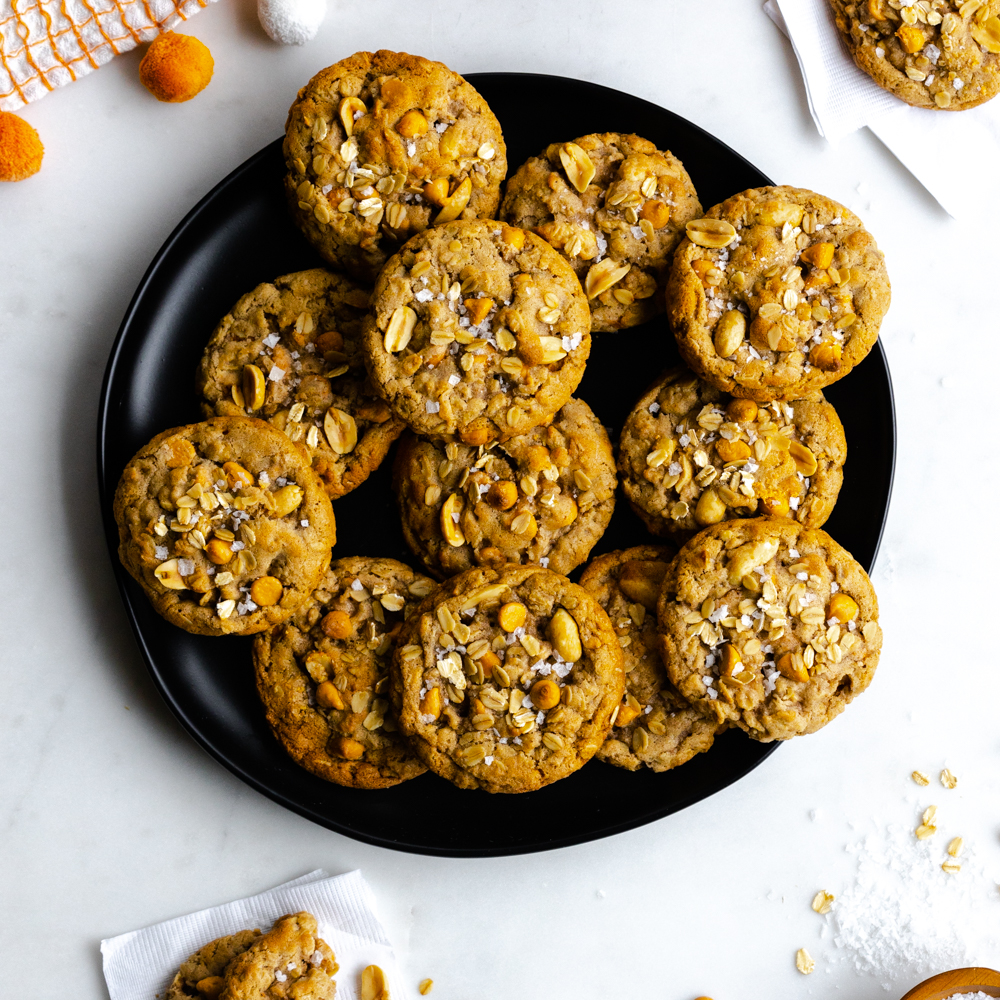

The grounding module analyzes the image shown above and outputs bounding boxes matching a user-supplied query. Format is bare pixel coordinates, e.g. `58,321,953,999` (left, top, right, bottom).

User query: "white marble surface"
2,2,999,998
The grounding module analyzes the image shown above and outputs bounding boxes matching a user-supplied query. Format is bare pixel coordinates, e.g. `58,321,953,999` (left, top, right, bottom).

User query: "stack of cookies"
112,48,888,798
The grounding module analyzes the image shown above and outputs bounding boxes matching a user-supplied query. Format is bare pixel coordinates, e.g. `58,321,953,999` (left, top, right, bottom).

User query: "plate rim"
96,71,895,856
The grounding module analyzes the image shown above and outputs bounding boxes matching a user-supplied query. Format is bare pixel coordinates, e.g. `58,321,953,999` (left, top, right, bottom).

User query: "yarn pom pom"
0,111,44,182
139,32,214,103
257,0,327,44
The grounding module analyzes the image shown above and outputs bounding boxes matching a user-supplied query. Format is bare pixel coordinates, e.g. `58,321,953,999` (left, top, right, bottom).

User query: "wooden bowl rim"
900,967,1000,1000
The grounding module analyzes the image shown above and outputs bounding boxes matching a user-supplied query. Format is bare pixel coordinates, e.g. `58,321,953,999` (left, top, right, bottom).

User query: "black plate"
97,73,895,857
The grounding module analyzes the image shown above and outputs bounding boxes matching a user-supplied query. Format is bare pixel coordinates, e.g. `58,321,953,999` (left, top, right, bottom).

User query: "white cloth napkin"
764,0,1000,217
100,870,411,1000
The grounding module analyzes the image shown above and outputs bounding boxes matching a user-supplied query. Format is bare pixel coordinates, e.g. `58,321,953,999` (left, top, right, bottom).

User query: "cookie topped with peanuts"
618,367,846,540
829,0,1000,111
284,49,507,281
196,268,403,499
254,557,435,789
657,518,882,741
113,416,336,636
666,186,890,400
390,564,624,793
362,219,591,443
392,397,616,578
166,929,263,1000
579,546,723,772
499,132,702,331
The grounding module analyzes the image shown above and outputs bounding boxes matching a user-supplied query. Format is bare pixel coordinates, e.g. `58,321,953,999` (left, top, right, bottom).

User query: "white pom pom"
257,0,327,44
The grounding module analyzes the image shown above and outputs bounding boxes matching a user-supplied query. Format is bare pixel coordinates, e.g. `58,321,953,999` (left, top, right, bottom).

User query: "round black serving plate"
97,73,895,856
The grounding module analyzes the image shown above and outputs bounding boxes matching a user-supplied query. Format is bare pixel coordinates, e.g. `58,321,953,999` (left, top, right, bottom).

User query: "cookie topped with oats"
166,929,262,1000
657,518,881,741
113,416,336,637
284,49,507,282
579,546,723,773
392,397,616,579
666,186,890,401
254,556,434,789
618,367,846,540
829,0,1000,111
390,564,624,793
197,269,404,499
362,219,591,444
500,132,702,332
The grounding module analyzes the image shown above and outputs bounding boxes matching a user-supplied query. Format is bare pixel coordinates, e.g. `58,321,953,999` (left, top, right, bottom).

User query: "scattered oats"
941,861,962,874
812,890,835,914
418,979,434,996
795,948,815,974
912,770,930,786
940,768,958,789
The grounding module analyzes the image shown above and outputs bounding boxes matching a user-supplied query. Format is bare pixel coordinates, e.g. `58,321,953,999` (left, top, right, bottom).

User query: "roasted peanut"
828,592,859,623
485,481,518,510
726,398,758,423
205,538,234,565
776,651,809,683
250,576,283,606
715,439,751,464
419,686,443,721
361,964,389,1000
322,609,352,639
799,242,835,269
154,558,188,590
714,310,746,358
331,736,365,760
423,177,450,206
271,483,303,516
498,601,527,632
549,608,582,662
788,440,818,476
396,109,429,137
316,681,345,710
441,493,466,546
195,977,225,999
223,461,254,490
530,678,561,710
242,363,266,411
695,487,727,526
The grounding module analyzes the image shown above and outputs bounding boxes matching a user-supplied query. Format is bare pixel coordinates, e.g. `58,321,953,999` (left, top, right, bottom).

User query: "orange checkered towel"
0,0,217,111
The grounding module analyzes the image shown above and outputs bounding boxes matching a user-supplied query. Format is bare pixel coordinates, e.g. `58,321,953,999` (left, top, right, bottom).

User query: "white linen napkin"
100,869,411,1000
764,0,1000,217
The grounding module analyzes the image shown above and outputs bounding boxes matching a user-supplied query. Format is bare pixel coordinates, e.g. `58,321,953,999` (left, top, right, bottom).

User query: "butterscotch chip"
579,546,723,772
113,416,335,636
284,50,507,282
829,0,1000,111
197,269,403,499
617,368,846,540
166,930,262,999
389,564,624,793
254,557,432,788
666,186,890,400
363,219,591,442
657,518,881,741
221,912,338,999
499,132,701,332
392,398,615,578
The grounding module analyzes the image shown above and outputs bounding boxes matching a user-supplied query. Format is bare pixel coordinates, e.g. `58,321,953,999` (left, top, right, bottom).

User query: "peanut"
223,461,254,490
195,977,226,1000
485,481,518,510
435,177,472,224
440,493,466,547
718,643,742,679
423,177,450,206
530,678,561,710
384,305,417,353
799,242,835,269
361,964,389,1000
714,310,746,358
396,109,429,137
250,576,283,606
324,406,358,454
321,609,352,639
271,483,303,517
154,558,188,590
776,652,809,683
810,341,842,372
788,440,818,477
498,601,527,632
419,687,442,720
331,736,365,760
695,487,727,526
715,439,751,464
726,398,758,422
549,608,582,662
558,142,596,193
828,592,859,623
686,218,737,248
338,96,365,136
242,363,266,411
639,199,670,229
316,681,345,710
205,538,234,565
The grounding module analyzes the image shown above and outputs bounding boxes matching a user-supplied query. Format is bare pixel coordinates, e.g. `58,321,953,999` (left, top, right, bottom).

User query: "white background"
2,1,998,998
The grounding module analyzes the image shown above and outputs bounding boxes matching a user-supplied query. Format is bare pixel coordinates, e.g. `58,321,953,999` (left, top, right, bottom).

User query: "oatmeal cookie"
666,186,890,400
499,132,701,332
657,518,882,741
166,930,262,1000
221,911,338,1000
363,219,591,443
580,546,722,772
618,367,846,540
829,0,1000,111
197,269,403,499
284,50,507,281
390,564,624,793
254,557,434,788
114,416,336,636
392,398,615,578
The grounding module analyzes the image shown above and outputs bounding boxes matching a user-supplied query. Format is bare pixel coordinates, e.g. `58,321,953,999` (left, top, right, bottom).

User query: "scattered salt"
268,366,286,381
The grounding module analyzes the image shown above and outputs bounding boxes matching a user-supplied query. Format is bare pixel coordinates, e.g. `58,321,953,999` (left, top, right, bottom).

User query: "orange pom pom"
0,112,44,182
139,31,214,103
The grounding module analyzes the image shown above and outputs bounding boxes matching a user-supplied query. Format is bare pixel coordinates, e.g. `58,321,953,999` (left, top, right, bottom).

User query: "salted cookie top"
500,132,702,332
197,269,403,499
113,417,336,637
579,546,722,773
221,912,338,999
392,398,616,579
390,564,624,793
657,518,882,741
618,367,846,539
254,557,434,789
666,186,890,400
166,930,262,1000
829,0,1000,111
362,220,591,443
284,49,507,281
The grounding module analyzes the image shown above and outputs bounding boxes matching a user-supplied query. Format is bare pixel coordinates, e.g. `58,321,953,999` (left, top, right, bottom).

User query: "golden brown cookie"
254,557,434,789
617,367,846,540
113,417,335,636
657,518,882,741
390,564,624,793
284,49,507,281
579,546,722,772
500,132,701,331
220,912,338,1000
392,397,616,579
666,186,890,400
829,0,1000,111
166,930,262,1000
197,269,403,499
362,219,591,443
